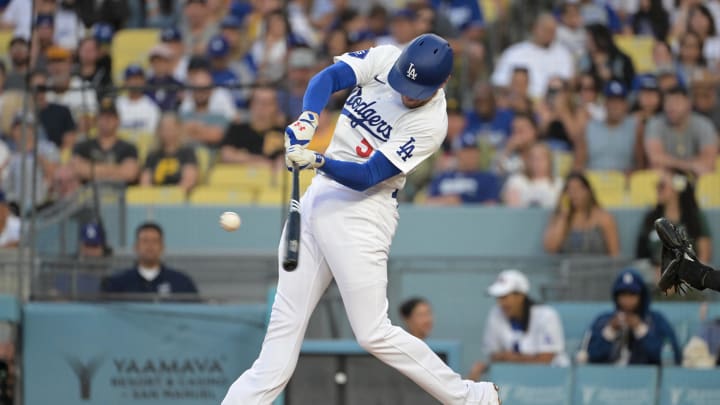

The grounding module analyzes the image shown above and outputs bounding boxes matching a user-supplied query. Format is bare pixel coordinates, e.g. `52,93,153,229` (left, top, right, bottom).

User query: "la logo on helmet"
406,63,417,80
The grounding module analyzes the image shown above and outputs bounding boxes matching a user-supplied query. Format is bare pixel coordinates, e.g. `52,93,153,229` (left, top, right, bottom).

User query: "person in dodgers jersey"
222,33,501,405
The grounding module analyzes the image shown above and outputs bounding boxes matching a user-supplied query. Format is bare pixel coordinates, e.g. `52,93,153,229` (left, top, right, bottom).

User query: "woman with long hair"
139,113,199,194
686,4,720,68
543,171,620,256
536,77,587,168
502,142,563,208
675,31,707,86
631,0,670,40
580,23,636,89
636,169,712,265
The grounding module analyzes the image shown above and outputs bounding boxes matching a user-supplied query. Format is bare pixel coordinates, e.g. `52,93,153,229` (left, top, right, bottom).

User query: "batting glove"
285,111,318,147
285,145,325,170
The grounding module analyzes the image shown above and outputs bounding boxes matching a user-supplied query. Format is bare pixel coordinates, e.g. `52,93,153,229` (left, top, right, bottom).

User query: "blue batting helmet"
388,34,453,100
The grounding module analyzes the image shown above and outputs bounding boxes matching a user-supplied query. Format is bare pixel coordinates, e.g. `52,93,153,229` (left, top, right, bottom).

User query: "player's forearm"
318,152,401,192
302,61,357,114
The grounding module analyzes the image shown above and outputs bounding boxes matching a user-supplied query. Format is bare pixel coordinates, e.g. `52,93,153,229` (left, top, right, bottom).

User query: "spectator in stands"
585,268,681,365
536,77,586,164
631,0,670,40
146,44,183,111
652,40,674,71
502,142,563,208
577,72,606,123
495,113,539,176
644,85,718,175
71,98,139,185
636,169,712,265
48,164,80,202
78,222,108,258
140,113,198,194
277,47,316,120
219,15,256,107
633,74,662,131
220,87,284,165
582,80,642,172
323,29,349,59
377,9,419,48
4,37,29,91
116,65,161,135
544,172,620,256
579,23,636,89
102,222,198,297
399,297,434,340
5,114,59,209
675,32,707,86
469,269,567,381
426,134,501,205
556,2,586,62
29,70,76,156
30,14,55,71
91,23,114,84
75,37,112,101
206,35,246,109
686,4,720,69
182,0,218,56
430,0,484,40
656,66,682,93
691,71,720,131
159,27,189,82
180,67,235,147
491,13,574,98
508,67,530,100
250,9,289,83
0,191,20,248
46,45,98,131
144,0,181,28
459,83,514,171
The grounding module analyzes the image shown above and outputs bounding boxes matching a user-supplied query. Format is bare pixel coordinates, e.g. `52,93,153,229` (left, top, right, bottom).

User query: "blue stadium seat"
488,364,571,405
659,367,720,405
551,302,612,359
573,365,659,405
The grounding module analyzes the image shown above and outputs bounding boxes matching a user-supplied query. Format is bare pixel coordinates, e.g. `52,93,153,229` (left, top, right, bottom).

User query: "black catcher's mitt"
655,218,710,293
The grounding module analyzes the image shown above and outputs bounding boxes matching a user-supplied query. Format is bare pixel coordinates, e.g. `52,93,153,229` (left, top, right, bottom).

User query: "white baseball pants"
222,176,498,405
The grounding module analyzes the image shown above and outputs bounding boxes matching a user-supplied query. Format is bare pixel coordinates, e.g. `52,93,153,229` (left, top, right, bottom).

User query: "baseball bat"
282,165,301,271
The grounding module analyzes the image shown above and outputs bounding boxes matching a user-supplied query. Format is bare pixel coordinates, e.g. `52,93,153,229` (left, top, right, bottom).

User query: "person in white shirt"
0,190,20,248
45,46,97,130
502,142,563,208
469,269,568,381
491,13,575,99
555,2,586,63
116,65,161,135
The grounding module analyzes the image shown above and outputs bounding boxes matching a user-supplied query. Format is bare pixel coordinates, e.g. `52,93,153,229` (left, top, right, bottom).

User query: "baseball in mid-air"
220,211,241,231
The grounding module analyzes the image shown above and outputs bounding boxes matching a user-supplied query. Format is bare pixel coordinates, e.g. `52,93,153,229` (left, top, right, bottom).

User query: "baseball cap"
98,97,118,115
666,83,689,96
124,64,145,80
615,270,643,294
487,269,530,297
387,33,454,100
636,74,659,92
220,15,242,29
93,23,114,44
35,14,54,27
392,8,417,20
604,80,627,98
80,223,105,247
0,190,6,204
288,48,315,69
230,1,253,21
148,43,173,60
46,45,72,61
160,27,182,43
458,131,478,149
207,35,230,58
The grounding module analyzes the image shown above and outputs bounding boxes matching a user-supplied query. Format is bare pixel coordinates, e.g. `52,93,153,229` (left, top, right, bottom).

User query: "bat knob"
282,260,298,271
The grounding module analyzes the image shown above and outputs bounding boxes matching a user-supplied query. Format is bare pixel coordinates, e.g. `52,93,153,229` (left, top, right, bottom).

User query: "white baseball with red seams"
222,44,500,405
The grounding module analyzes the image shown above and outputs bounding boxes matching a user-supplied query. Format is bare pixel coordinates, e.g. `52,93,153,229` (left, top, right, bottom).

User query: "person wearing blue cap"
116,64,161,135
147,44,184,111
78,222,108,258
206,35,240,91
585,269,680,366
32,14,55,71
581,79,640,172
376,8,418,48
159,27,189,82
224,34,501,405
632,74,662,128
426,131,501,205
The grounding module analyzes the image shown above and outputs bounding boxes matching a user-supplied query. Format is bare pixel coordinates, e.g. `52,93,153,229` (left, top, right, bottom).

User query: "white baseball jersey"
483,304,569,367
325,45,448,192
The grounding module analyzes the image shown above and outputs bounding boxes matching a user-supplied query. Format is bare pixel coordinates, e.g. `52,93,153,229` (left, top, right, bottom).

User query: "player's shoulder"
336,44,401,63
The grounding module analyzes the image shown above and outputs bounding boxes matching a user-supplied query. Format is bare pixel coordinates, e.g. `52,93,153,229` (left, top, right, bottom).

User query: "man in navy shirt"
101,222,198,298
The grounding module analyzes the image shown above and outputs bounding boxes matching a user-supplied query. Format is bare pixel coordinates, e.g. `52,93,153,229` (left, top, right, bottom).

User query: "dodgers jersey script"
326,45,449,192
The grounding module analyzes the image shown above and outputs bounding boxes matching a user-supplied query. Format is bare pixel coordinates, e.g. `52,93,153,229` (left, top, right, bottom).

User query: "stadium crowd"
0,3,716,255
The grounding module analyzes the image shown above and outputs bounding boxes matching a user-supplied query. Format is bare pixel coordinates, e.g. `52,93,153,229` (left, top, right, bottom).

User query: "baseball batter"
222,34,500,405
